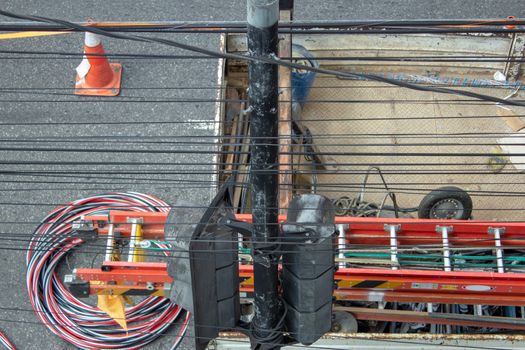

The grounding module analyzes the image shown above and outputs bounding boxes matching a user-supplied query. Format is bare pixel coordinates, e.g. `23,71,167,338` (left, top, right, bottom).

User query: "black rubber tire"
418,186,473,220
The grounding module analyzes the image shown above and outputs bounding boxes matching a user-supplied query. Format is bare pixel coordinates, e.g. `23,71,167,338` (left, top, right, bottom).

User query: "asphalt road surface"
1,1,525,349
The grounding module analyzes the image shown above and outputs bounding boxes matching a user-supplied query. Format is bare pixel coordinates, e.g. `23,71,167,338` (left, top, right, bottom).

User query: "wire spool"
26,192,189,349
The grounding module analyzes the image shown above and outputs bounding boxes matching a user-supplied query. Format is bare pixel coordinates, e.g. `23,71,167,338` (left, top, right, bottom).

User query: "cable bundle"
26,192,189,349
0,330,15,350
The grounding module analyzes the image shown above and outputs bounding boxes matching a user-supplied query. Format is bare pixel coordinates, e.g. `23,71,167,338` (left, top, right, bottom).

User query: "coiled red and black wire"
0,329,15,350
26,192,189,349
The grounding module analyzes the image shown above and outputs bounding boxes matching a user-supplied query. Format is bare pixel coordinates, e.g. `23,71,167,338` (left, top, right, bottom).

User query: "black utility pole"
247,0,281,347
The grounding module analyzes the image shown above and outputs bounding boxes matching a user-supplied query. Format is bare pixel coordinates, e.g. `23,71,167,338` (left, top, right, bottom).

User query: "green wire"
142,242,525,268
142,240,254,255
345,252,525,261
239,247,251,254
343,252,525,269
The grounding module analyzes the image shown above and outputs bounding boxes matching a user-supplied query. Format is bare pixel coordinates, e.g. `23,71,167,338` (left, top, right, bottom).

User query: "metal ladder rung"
337,224,349,269
489,227,506,274
384,224,400,270
436,225,453,272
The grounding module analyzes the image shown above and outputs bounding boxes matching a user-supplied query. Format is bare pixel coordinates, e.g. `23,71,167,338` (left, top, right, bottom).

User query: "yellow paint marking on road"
0,31,71,40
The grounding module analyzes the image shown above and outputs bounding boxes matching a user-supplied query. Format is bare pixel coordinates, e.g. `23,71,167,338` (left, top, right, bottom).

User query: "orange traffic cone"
75,31,122,96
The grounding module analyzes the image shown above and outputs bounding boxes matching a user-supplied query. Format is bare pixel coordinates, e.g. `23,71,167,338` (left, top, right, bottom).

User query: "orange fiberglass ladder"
70,211,525,330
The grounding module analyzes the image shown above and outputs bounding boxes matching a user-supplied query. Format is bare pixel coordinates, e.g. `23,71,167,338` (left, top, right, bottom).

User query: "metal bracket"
488,227,506,235
72,219,98,241
384,224,401,270
435,225,454,233
221,215,253,237
67,280,90,298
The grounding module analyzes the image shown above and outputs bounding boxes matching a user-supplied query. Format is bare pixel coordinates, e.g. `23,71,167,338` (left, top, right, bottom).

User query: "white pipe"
385,224,400,270
491,227,505,273
438,226,452,272
128,220,138,263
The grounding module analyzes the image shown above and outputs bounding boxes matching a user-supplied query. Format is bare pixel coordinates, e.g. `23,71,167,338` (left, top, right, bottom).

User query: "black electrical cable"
0,97,517,105
0,114,523,124
2,160,525,168
4,169,525,176
3,17,525,35
0,132,515,138
2,18,525,29
2,49,525,63
0,10,524,108
0,81,519,91
0,178,524,188
1,144,525,158
0,139,523,148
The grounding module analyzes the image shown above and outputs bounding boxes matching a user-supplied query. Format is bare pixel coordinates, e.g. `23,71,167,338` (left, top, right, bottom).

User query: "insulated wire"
0,82,519,90
2,18,525,29
0,178,523,187
0,113,525,124
0,330,14,350
0,182,523,195
0,98,516,105
3,17,525,35
0,51,525,63
3,169,525,176
8,228,525,250
1,159,525,166
0,132,519,138
0,146,523,158
1,10,525,108
0,182,524,196
9,217,525,225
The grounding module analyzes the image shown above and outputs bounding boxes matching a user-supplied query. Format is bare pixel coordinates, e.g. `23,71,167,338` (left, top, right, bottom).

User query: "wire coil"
0,329,15,350
26,192,189,349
